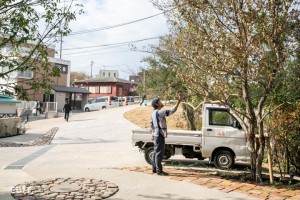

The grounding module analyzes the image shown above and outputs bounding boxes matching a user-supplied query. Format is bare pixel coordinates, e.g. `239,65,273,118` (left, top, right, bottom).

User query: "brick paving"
118,167,300,200
0,127,58,147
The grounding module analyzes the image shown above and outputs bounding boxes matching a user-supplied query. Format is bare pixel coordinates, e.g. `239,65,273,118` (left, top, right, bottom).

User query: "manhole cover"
11,178,119,199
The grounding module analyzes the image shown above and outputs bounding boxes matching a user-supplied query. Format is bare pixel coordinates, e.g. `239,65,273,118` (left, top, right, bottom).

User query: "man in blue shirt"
150,97,181,176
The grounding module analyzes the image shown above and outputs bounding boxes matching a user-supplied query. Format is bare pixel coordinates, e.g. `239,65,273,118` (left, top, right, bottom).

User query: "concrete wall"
54,91,67,111
0,117,24,138
81,94,89,109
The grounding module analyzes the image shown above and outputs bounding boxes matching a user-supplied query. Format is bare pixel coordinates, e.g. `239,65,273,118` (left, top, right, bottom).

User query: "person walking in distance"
63,101,72,122
150,96,181,176
140,95,146,106
35,100,40,116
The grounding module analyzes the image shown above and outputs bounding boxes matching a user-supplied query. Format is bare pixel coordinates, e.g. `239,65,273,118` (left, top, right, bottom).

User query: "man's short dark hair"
151,98,160,109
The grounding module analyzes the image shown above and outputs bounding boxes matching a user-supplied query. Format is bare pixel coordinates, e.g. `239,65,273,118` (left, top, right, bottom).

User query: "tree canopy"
0,0,83,99
147,0,300,182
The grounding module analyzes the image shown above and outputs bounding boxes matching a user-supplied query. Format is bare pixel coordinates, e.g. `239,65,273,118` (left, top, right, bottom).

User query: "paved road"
0,105,258,200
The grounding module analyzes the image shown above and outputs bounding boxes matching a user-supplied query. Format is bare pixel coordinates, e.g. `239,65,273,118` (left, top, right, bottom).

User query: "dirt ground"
123,103,188,130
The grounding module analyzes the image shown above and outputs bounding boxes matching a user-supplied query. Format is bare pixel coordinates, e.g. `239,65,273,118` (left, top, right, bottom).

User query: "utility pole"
143,68,145,93
90,60,94,78
60,33,63,59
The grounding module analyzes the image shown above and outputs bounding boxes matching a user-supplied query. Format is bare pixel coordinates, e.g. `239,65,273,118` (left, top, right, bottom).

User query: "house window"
114,73,116,77
17,70,33,78
108,72,110,77
100,86,112,94
88,86,100,93
55,63,68,74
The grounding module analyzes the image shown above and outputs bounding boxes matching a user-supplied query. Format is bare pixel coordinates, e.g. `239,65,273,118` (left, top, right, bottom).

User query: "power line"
63,50,132,57
67,12,164,36
62,36,160,51
63,44,128,56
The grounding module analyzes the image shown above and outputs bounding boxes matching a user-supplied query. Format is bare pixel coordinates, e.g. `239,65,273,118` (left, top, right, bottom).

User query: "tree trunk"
256,136,265,183
182,103,197,130
246,122,257,181
256,109,266,183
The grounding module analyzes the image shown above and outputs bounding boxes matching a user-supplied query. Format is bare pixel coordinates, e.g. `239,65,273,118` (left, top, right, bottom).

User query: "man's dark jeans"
65,112,70,121
152,135,165,173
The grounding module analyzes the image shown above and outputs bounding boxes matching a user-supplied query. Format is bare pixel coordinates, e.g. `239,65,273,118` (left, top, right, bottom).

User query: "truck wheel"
144,146,171,165
213,150,234,169
144,146,154,165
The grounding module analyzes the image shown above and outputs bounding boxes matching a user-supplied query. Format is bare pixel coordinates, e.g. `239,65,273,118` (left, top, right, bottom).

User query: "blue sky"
55,0,169,79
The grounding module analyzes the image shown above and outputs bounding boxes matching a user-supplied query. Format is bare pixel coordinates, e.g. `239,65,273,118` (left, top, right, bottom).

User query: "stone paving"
0,127,58,147
11,178,119,200
118,167,300,200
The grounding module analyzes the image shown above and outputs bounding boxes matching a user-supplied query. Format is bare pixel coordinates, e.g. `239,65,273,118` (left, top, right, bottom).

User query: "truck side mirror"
233,120,238,128
233,120,242,130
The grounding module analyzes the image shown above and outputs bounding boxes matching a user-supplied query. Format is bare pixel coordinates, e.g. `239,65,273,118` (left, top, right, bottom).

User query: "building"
129,75,143,83
0,43,90,111
98,69,119,78
74,77,138,99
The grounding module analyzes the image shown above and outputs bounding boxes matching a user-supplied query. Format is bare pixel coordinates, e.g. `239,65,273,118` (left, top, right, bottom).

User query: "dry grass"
124,103,188,130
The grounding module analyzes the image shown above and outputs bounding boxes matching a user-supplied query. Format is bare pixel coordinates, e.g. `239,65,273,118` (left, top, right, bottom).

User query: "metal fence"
45,102,57,112
16,101,57,114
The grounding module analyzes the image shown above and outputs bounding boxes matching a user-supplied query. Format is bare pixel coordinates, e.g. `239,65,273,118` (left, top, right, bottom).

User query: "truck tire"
144,146,154,165
213,150,234,169
144,146,171,165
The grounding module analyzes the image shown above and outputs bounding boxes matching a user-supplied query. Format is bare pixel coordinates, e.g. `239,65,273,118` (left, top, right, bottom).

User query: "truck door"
202,108,249,160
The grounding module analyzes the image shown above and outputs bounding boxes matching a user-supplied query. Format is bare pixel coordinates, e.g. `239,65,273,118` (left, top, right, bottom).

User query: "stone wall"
0,117,24,138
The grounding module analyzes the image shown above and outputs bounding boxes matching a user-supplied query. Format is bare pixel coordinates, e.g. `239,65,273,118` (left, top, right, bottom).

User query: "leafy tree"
71,71,88,84
0,0,83,99
266,60,300,176
151,0,300,182
143,37,204,130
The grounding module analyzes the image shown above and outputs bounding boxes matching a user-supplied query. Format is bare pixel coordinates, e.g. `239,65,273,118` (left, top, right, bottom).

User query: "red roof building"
74,77,138,99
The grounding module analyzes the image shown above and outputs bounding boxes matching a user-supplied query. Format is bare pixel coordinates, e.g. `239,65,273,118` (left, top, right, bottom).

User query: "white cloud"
56,0,168,79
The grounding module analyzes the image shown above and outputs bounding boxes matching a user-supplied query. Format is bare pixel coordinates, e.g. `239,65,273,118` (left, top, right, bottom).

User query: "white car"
83,96,119,112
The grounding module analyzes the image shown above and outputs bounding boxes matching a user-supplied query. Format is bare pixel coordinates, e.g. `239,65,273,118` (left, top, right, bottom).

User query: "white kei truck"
131,103,250,169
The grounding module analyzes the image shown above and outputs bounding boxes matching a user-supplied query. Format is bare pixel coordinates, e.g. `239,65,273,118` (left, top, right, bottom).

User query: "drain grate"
4,165,24,169
4,144,56,170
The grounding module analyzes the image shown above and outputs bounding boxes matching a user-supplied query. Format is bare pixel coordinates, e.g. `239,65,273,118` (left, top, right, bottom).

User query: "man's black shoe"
157,171,169,176
152,170,157,173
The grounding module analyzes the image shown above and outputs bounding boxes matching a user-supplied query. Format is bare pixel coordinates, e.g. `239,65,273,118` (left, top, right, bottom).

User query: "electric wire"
62,36,159,51
67,12,164,36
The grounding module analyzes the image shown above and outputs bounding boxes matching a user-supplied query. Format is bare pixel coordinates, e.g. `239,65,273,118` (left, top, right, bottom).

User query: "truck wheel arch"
211,147,235,169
